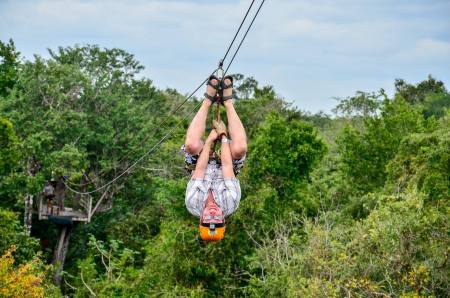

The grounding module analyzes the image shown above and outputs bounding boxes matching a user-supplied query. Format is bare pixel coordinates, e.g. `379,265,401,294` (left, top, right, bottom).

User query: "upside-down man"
182,75,247,241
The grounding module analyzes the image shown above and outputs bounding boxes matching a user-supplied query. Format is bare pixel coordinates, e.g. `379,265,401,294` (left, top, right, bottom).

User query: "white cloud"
398,39,450,60
1,0,449,112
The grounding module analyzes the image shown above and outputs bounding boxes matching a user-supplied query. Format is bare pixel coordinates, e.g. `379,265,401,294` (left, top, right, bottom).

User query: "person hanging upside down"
182,75,247,241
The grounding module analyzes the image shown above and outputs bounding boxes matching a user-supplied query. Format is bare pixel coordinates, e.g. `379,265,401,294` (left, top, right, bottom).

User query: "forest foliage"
0,39,449,297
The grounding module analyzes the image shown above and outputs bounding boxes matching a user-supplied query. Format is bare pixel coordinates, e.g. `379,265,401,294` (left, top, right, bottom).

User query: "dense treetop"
0,40,449,297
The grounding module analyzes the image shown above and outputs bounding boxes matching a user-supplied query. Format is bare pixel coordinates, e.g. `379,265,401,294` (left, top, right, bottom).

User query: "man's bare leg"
184,78,218,155
184,100,211,155
223,78,247,160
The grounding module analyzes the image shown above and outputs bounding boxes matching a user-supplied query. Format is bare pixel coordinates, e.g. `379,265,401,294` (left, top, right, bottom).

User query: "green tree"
247,113,326,193
333,90,384,118
0,44,173,200
0,39,20,98
243,112,327,224
247,193,450,297
233,74,258,99
337,98,424,194
0,208,39,263
3,40,450,297
0,117,20,176
421,92,450,119
386,114,449,201
395,75,446,104
0,117,23,208
0,44,182,287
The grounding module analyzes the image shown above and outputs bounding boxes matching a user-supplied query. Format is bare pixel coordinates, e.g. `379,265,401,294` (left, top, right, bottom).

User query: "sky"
1,0,449,113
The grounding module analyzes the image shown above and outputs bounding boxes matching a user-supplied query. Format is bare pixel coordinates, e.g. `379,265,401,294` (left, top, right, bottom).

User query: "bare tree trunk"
24,194,33,236
52,225,73,285
24,157,40,235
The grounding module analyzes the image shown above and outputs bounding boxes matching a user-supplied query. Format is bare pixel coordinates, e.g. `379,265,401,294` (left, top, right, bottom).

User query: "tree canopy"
0,41,449,297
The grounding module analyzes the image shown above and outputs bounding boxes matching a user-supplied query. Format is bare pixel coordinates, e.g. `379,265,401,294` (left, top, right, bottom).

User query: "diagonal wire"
64,99,204,195
113,68,218,165
65,68,218,188
221,0,256,64
65,0,267,194
224,0,266,76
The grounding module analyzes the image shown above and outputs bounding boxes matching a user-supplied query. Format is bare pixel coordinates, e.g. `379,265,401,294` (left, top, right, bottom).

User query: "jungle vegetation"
0,39,449,297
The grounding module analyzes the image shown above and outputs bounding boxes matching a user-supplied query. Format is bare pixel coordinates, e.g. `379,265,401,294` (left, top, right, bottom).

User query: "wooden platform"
38,197,92,223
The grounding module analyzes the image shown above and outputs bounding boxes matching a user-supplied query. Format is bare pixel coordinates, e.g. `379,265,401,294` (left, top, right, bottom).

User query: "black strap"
204,92,216,102
200,222,225,228
221,75,234,89
221,95,233,102
207,75,221,90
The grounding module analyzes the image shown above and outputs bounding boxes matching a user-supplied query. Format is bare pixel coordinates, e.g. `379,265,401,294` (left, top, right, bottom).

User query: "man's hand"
206,129,219,144
213,120,228,137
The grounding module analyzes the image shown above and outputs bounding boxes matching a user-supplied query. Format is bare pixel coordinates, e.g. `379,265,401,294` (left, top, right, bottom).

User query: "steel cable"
65,0,267,194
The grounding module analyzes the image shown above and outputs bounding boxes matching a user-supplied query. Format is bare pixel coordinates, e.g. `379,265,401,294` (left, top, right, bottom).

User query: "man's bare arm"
192,130,218,179
220,136,235,179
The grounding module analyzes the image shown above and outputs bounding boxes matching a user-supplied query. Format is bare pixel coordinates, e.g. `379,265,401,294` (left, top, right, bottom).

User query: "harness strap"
200,222,225,228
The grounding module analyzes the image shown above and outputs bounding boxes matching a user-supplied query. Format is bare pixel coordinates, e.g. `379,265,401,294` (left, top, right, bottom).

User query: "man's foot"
204,75,220,104
221,75,233,105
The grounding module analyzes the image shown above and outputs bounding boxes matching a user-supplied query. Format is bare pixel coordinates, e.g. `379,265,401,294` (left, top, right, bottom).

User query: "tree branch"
80,271,96,297
90,186,111,217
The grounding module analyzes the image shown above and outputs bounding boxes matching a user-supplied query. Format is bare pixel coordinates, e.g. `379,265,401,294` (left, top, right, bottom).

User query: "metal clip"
217,60,224,80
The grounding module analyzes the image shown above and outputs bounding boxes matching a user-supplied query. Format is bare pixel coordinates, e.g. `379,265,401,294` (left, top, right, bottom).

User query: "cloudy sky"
1,0,449,112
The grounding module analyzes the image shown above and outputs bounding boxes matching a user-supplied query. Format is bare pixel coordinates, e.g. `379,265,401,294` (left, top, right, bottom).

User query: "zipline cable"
65,68,218,188
67,0,261,187
65,0,267,194
112,0,262,165
113,68,218,164
221,0,256,64
64,99,204,195
224,0,266,76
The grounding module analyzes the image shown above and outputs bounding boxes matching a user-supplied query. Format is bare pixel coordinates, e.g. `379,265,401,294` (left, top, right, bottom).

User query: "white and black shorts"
181,144,245,175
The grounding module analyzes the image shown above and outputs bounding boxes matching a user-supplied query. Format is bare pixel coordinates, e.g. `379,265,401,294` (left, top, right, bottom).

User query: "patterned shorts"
180,144,245,175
